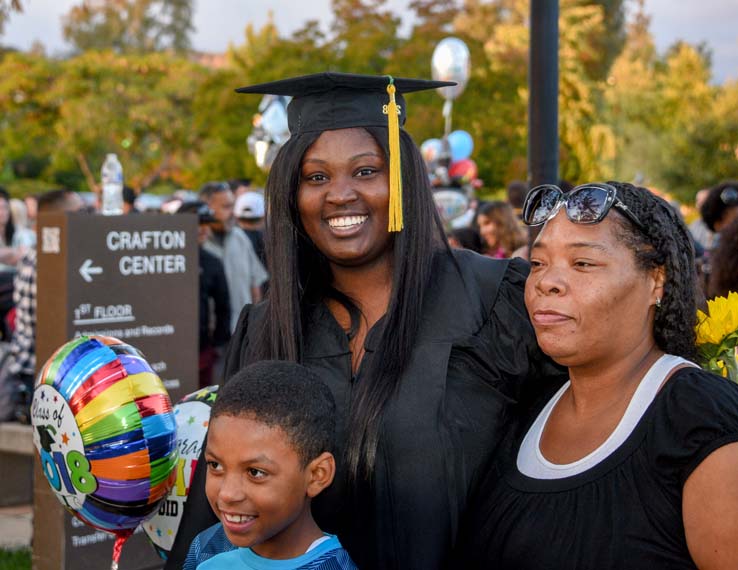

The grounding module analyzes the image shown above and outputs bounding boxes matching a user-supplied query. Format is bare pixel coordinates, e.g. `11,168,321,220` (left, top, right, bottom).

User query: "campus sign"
34,212,198,570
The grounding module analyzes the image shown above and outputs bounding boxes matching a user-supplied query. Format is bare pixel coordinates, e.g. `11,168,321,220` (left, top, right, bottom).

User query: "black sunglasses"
522,182,646,232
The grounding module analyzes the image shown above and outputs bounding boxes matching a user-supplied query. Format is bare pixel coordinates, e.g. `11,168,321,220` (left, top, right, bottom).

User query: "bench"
0,422,34,506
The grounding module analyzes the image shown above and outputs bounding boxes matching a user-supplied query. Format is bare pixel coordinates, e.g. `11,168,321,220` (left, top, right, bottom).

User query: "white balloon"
431,37,471,100
144,385,219,559
433,188,470,222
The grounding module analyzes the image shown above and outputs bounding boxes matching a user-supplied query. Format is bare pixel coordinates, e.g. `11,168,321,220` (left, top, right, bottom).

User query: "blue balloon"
448,130,474,161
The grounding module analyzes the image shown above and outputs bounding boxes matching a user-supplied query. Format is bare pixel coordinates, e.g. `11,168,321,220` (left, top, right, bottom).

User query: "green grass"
0,548,31,570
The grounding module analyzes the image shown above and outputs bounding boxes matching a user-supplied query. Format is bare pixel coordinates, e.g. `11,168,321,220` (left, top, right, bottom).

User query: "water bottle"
101,153,124,215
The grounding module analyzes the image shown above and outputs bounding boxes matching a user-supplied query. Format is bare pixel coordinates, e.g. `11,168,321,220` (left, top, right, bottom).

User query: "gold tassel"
385,79,403,232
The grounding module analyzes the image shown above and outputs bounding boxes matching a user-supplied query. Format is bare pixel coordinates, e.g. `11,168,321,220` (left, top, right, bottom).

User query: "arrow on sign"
79,259,103,283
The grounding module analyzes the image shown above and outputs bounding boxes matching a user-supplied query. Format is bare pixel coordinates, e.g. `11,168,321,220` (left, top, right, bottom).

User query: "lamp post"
528,0,559,248
529,0,559,187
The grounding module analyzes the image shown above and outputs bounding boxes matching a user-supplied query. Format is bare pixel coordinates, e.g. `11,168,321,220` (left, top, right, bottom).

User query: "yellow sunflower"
695,291,738,382
696,291,738,346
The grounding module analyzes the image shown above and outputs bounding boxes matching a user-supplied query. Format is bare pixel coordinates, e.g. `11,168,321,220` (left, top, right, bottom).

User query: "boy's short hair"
212,361,336,465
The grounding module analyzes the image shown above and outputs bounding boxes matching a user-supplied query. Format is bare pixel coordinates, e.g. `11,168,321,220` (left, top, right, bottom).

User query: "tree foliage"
0,0,735,204
62,0,194,53
0,0,21,34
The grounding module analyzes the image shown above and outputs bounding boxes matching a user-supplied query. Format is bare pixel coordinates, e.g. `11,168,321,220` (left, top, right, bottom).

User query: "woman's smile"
326,214,369,232
298,127,392,269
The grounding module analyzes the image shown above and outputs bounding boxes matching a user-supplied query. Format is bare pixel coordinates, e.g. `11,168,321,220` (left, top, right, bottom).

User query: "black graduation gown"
165,249,563,570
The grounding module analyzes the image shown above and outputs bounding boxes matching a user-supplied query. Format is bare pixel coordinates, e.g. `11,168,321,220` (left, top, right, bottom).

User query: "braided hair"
606,181,700,361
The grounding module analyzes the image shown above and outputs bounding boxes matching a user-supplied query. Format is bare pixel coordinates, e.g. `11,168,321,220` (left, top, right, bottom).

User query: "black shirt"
460,367,738,569
199,247,230,350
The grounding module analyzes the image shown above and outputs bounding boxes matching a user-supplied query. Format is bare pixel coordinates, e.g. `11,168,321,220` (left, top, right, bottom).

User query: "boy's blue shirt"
183,522,236,570
184,522,357,570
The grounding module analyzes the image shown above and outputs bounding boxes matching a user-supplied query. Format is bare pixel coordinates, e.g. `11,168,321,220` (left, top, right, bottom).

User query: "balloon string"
111,529,134,570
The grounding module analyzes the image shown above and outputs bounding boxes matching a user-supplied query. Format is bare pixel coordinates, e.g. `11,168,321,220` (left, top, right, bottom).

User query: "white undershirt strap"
306,535,331,553
517,354,698,479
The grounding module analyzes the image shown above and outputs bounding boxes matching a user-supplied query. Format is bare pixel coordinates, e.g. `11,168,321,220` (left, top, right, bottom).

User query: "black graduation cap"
236,72,456,232
235,72,454,135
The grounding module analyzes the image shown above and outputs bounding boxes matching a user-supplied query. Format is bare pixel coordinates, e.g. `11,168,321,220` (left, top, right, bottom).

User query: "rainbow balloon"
31,336,178,568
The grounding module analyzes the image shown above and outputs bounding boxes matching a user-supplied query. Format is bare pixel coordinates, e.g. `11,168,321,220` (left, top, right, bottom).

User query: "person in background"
688,188,716,251
199,182,268,331
700,181,738,237
234,191,267,266
7,189,83,422
505,180,529,220
697,182,738,293
9,198,35,248
23,194,38,232
122,186,139,214
477,201,527,258
0,188,32,272
161,196,184,214
462,181,738,569
228,178,254,199
706,216,738,299
177,201,231,388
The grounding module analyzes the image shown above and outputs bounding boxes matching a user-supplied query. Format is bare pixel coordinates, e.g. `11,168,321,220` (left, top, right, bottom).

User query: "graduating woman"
165,72,562,570
462,182,738,569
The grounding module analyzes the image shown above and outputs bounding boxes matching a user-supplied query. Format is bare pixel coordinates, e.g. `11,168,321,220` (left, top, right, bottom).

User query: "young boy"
183,360,357,569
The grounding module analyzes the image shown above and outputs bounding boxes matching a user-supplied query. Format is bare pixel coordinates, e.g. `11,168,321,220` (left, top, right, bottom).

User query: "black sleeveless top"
460,367,738,570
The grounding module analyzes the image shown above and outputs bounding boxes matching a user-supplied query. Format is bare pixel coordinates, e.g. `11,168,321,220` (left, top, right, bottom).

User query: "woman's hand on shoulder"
683,441,738,569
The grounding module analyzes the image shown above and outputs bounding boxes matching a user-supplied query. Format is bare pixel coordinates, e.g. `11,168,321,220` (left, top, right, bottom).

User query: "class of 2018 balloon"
145,384,219,558
31,336,178,570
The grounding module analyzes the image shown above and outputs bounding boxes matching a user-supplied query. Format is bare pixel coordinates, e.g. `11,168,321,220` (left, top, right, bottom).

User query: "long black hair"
254,126,448,481
607,181,700,360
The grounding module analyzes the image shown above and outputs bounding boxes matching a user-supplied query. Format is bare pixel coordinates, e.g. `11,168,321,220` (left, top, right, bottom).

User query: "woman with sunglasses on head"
460,181,738,569
165,72,565,570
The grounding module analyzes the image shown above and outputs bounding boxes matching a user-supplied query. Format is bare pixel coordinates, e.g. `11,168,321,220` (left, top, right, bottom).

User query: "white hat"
234,191,265,219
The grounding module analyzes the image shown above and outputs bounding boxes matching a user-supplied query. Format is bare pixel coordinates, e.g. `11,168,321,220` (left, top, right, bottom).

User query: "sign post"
33,212,198,570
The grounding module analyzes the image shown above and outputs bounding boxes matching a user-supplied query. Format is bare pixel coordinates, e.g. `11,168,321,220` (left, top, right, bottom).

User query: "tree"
330,0,401,73
654,42,722,198
0,52,60,182
570,0,627,80
62,0,194,53
455,0,616,186
49,51,205,191
603,1,664,185
604,0,720,199
0,0,21,34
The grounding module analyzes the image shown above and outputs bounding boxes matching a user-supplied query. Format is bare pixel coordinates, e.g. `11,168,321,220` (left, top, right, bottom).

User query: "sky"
2,0,737,83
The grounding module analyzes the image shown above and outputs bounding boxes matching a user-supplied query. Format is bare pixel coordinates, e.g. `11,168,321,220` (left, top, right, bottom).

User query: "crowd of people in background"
0,175,735,425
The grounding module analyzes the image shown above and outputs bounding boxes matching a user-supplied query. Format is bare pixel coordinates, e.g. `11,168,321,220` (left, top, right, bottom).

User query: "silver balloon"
432,188,470,224
431,37,471,100
248,95,291,171
258,95,291,145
